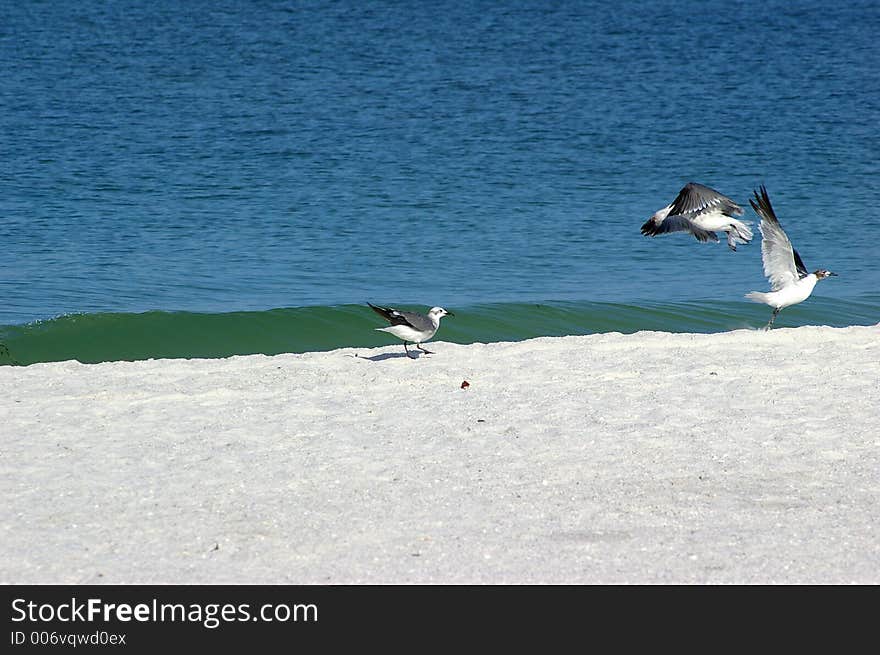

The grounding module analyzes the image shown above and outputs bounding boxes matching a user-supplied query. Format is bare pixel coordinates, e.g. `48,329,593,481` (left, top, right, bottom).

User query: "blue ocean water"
1,0,878,363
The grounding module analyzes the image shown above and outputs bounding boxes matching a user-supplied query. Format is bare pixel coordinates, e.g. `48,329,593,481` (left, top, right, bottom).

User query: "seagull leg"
765,308,780,330
403,342,417,359
417,343,433,355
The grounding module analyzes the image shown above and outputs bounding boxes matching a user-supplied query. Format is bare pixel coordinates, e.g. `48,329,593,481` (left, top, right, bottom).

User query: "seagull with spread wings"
641,182,753,251
745,185,836,329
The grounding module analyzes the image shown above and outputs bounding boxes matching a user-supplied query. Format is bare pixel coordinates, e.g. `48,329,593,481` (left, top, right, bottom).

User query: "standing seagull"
641,182,753,251
745,185,836,329
367,302,453,358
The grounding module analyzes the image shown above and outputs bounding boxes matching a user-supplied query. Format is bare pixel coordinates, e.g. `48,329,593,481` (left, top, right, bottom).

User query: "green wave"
1,297,877,366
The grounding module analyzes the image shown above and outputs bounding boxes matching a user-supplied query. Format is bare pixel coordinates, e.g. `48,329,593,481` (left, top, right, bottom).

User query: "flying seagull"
641,182,753,251
745,185,836,329
367,302,453,358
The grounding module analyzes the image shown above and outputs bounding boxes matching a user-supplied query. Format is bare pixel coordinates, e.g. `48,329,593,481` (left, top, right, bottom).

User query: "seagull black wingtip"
366,302,395,322
750,184,779,223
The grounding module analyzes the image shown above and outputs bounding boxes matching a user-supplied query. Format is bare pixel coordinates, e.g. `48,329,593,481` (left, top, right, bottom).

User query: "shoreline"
2,325,879,583
2,295,877,367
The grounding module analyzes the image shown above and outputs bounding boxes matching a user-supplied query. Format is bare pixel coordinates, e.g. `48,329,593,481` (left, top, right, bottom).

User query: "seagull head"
428,307,453,320
651,205,673,222
814,269,837,280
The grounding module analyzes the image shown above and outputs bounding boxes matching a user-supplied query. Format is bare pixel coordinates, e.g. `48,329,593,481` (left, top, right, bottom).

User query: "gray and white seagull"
745,185,836,329
367,302,453,358
641,182,753,251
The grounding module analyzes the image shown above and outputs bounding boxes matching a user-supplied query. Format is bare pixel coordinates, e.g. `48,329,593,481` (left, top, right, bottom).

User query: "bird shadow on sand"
359,351,423,362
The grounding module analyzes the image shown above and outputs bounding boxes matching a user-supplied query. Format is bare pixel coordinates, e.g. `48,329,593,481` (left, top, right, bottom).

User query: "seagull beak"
828,272,838,277
447,311,455,317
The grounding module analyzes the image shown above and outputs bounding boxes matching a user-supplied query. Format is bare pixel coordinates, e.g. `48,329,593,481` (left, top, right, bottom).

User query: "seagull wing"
749,186,804,290
792,248,809,279
367,303,431,331
668,182,744,219
395,310,435,332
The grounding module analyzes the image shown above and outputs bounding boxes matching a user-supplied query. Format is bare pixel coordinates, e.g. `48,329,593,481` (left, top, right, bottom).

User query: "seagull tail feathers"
726,219,754,251
732,219,753,242
745,291,768,304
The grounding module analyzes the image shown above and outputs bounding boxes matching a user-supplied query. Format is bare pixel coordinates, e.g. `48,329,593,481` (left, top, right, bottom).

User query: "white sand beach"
2,325,878,584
